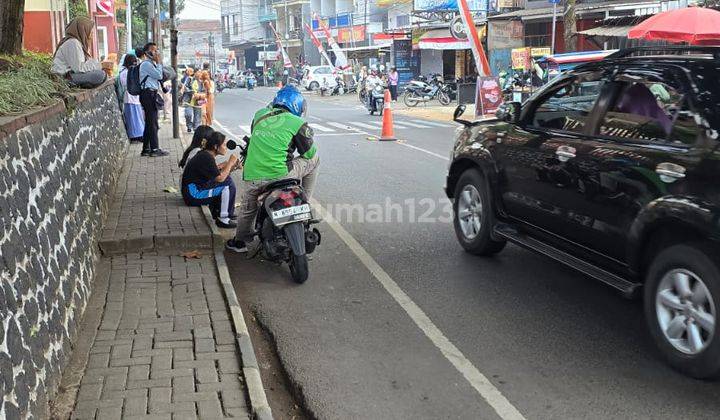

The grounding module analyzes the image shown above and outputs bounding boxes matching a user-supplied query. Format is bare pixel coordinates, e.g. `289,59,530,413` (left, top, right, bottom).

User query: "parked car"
302,65,338,91
446,46,720,379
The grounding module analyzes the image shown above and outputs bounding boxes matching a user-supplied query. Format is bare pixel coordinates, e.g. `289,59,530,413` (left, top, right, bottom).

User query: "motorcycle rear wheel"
289,253,309,284
404,91,419,107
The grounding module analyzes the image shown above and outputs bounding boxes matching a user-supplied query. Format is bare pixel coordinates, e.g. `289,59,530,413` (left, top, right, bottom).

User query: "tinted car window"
315,67,331,74
530,75,604,134
599,77,701,145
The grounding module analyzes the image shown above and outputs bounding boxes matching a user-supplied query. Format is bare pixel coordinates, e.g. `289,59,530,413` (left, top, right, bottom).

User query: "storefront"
414,24,487,80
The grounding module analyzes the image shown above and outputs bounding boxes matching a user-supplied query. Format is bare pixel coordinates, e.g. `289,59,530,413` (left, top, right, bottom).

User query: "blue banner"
413,0,458,11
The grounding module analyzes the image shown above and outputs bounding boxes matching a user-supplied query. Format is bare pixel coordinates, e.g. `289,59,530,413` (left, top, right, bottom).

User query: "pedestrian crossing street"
236,119,453,135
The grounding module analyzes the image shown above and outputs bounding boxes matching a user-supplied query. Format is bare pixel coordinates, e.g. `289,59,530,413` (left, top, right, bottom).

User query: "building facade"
177,20,231,72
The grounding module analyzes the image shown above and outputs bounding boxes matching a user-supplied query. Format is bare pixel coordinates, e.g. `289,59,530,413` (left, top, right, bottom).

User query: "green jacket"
243,107,317,181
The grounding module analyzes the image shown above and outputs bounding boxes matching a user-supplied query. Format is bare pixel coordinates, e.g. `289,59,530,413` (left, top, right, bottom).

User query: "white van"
302,66,338,91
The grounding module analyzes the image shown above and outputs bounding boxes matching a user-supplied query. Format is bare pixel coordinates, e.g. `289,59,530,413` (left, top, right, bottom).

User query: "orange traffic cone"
379,89,396,141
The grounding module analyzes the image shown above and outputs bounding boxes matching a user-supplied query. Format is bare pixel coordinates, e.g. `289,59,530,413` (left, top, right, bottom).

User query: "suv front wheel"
453,169,506,256
644,243,720,379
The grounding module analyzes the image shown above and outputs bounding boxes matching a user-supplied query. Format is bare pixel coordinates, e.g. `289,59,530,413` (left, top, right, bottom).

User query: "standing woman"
388,67,399,102
52,17,107,87
202,71,216,126
118,54,145,142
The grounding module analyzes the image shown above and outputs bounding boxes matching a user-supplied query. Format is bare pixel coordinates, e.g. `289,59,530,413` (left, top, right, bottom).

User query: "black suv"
446,47,720,379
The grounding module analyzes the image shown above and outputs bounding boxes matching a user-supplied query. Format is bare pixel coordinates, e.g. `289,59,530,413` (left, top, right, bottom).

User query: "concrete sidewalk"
58,124,269,420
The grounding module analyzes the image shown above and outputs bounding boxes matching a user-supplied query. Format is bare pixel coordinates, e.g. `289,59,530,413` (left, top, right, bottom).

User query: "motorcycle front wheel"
438,91,451,106
289,253,309,284
403,91,419,107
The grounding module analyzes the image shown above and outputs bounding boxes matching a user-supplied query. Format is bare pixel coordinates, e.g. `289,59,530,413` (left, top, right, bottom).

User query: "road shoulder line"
311,198,526,420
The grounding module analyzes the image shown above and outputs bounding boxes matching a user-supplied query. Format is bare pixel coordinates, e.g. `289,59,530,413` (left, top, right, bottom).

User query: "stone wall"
0,83,127,419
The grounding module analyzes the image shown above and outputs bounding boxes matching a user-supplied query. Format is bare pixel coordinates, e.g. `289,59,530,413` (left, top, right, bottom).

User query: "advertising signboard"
475,77,503,118
393,39,419,86
511,47,531,70
414,0,485,11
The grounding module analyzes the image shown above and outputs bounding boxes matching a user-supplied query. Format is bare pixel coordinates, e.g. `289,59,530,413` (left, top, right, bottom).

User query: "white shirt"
119,69,141,105
51,38,101,75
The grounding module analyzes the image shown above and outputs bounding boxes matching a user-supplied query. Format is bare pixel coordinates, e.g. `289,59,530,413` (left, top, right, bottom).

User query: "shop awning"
578,25,634,37
417,26,486,50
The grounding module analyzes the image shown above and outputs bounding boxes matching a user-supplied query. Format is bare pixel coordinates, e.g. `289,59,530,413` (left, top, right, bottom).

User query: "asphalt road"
214,87,720,420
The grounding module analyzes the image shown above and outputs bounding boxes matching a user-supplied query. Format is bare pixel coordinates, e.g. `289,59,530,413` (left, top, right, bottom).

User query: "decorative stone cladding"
0,83,127,419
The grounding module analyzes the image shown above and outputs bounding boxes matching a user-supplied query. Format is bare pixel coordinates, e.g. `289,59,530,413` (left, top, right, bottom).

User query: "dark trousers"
139,89,160,151
389,84,398,101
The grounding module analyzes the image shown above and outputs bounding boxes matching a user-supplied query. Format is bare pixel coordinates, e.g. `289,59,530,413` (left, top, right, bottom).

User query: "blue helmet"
272,85,306,117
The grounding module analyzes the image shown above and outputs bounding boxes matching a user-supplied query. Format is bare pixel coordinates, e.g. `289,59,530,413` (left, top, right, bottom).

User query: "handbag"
154,91,165,110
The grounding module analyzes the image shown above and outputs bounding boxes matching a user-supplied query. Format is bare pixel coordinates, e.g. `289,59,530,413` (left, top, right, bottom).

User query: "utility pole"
147,0,154,43
126,0,133,50
170,0,179,139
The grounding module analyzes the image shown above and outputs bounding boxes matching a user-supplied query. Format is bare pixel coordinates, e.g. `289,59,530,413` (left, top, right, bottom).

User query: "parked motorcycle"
330,76,346,95
229,138,321,284
216,81,226,93
403,74,451,107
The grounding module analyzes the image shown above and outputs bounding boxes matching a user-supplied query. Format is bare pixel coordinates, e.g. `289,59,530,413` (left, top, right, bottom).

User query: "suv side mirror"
453,105,472,126
496,102,521,124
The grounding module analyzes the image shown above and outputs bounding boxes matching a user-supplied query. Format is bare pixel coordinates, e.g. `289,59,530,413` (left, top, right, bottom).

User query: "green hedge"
0,51,70,116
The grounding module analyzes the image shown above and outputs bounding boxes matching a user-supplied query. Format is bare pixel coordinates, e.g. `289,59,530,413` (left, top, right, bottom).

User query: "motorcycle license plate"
271,204,310,220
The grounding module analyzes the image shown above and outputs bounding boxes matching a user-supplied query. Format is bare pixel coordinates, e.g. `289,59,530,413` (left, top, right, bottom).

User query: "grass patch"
0,51,70,116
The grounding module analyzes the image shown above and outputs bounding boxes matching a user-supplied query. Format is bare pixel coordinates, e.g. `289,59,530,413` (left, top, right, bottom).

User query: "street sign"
548,0,561,3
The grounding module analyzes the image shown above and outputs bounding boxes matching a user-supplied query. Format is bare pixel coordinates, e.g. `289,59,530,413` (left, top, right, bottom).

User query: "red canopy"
628,7,720,45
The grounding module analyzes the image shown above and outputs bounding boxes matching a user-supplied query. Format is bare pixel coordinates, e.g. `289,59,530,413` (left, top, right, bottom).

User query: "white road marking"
396,143,449,160
348,121,381,130
326,121,358,131
395,121,432,128
315,132,366,137
412,119,452,127
311,198,526,420
239,125,251,134
213,120,242,138
309,123,334,132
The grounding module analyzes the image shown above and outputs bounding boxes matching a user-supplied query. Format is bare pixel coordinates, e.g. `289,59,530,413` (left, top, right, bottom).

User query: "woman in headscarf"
51,17,107,88
117,53,145,142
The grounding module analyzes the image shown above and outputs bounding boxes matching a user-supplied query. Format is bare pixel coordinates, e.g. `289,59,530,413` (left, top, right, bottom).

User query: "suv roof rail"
608,46,720,60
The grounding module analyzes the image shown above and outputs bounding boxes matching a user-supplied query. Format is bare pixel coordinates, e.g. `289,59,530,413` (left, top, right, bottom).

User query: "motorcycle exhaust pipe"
305,228,321,254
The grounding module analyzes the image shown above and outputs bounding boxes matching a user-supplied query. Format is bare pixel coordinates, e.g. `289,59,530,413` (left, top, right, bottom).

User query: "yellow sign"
511,47,531,70
531,47,551,57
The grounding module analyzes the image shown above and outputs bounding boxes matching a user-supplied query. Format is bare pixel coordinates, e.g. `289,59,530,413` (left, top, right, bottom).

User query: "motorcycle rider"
226,85,319,253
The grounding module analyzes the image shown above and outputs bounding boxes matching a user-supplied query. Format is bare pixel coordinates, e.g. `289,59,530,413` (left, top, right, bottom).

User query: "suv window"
599,77,701,145
531,74,604,134
315,67,331,74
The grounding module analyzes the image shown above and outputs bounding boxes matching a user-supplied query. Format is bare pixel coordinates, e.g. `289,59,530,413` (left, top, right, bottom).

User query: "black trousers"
139,89,160,151
389,84,398,101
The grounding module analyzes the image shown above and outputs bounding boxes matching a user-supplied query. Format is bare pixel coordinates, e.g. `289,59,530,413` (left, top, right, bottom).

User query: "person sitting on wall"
51,17,107,88
181,131,240,229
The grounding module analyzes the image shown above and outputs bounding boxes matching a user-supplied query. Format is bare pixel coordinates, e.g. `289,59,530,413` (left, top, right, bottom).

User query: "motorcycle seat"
260,178,301,194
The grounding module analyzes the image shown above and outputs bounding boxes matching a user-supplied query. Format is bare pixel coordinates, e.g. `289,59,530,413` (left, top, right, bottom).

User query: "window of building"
396,15,410,27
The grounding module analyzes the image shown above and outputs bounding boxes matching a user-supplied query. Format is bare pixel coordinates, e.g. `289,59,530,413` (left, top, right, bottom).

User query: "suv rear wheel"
452,169,506,255
644,242,720,378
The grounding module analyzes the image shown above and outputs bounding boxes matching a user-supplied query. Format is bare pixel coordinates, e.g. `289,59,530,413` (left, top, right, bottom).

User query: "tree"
0,0,24,55
563,0,577,53
118,0,185,48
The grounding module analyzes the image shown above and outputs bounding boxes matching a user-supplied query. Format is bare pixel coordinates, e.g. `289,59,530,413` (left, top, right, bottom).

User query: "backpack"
126,63,148,96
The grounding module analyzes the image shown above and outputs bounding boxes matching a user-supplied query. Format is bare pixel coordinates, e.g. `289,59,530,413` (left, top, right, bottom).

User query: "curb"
98,233,212,256
179,129,272,420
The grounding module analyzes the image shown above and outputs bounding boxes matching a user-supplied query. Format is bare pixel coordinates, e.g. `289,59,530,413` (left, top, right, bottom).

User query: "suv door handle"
656,162,686,183
556,145,576,162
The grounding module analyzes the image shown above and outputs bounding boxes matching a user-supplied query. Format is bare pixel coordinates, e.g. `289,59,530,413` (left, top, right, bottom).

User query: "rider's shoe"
225,239,248,253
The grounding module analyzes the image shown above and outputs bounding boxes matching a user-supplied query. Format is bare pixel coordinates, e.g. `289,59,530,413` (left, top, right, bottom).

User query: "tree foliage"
116,0,185,48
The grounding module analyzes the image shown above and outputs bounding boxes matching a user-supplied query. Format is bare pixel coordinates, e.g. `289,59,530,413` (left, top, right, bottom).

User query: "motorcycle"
247,74,256,90
330,76,346,95
228,138,321,284
366,83,386,116
403,74,451,107
358,78,368,104
216,81,226,93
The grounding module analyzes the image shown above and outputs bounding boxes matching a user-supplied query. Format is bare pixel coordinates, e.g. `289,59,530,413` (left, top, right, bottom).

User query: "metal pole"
126,0,133,50
147,0,154,43
551,1,557,55
170,0,179,139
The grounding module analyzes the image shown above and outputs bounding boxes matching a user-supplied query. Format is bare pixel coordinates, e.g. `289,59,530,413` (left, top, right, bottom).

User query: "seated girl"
181,132,240,229
179,125,215,168
52,17,107,88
